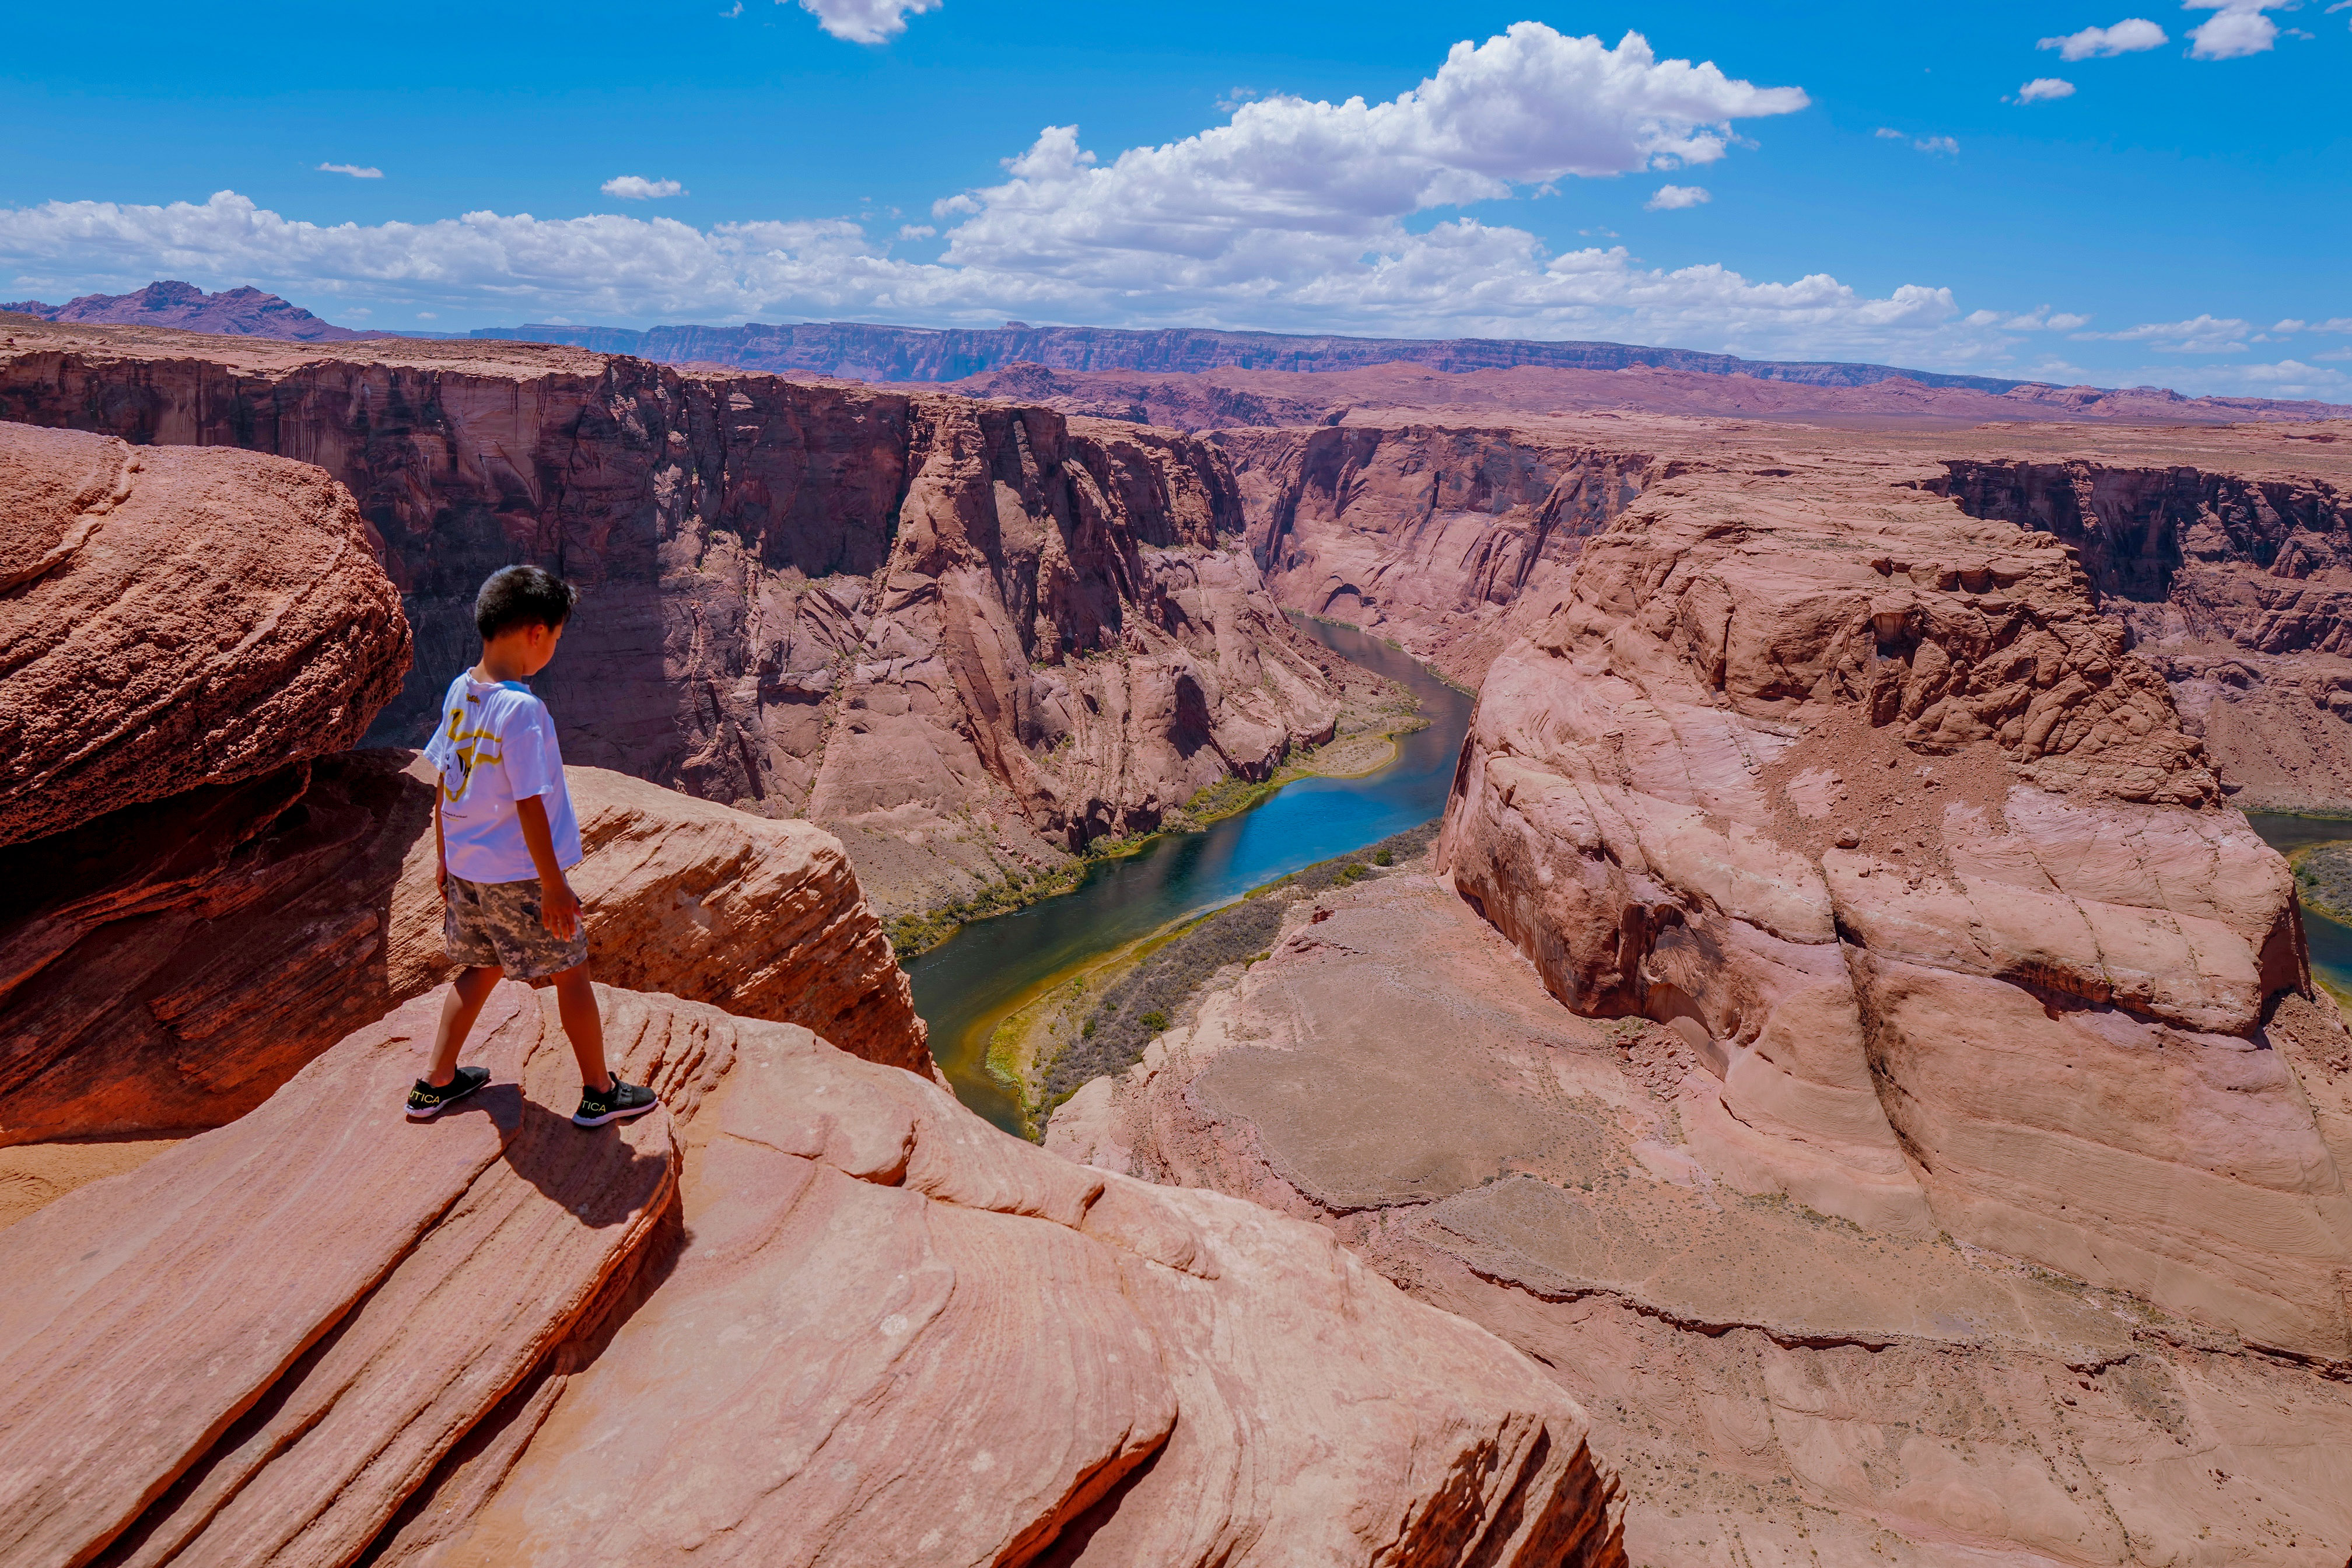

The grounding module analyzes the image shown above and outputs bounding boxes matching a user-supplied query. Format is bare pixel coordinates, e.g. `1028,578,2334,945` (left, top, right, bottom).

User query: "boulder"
0,752,925,1146
0,420,410,847
0,983,1625,1568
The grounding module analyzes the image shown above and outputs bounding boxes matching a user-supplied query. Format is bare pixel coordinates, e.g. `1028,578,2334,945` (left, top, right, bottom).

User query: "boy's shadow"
446,1084,671,1229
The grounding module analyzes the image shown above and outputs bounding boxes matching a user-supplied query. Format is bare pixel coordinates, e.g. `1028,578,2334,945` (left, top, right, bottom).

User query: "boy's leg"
425,966,502,1087
550,964,613,1093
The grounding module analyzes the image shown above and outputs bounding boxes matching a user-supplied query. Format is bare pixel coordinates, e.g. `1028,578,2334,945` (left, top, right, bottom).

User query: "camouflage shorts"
443,873,590,981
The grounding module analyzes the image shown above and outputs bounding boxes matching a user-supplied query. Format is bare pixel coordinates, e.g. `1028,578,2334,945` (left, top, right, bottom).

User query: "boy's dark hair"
474,565,578,640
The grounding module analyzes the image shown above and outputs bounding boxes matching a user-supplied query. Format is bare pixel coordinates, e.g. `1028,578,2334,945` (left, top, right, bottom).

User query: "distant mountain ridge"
5,282,2345,421
1,280,379,342
471,318,2038,393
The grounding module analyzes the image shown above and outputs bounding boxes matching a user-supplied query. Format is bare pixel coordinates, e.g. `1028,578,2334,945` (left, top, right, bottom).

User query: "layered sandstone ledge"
0,754,925,1147
0,328,1342,887
0,982,1625,1567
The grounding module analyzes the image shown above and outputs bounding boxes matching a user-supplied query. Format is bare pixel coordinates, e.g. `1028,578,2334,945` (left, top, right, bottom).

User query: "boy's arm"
433,794,447,898
515,794,580,939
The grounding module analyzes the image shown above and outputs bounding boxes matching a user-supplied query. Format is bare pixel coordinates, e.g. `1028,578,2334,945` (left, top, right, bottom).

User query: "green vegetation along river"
907,616,1477,1132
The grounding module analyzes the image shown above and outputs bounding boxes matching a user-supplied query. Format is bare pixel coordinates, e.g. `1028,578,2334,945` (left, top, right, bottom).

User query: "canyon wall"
1935,455,2352,811
0,325,1340,863
1052,439,2352,1560
1437,453,2347,1356
1216,423,1657,687
1,416,924,1147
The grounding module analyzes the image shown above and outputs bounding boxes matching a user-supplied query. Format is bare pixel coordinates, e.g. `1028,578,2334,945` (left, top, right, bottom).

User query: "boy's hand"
541,877,582,940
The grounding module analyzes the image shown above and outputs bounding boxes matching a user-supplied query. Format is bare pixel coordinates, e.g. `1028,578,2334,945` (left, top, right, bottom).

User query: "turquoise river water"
908,616,1478,1132
2246,813,2352,998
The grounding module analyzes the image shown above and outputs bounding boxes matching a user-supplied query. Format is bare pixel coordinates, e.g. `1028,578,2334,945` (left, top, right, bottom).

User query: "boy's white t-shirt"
422,671,584,886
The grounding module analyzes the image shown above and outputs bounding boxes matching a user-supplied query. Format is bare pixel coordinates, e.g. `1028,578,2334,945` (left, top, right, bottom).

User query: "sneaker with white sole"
572,1077,659,1128
406,1066,491,1121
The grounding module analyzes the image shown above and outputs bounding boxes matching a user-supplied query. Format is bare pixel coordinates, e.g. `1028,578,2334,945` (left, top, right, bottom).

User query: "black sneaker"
406,1065,491,1121
572,1077,659,1128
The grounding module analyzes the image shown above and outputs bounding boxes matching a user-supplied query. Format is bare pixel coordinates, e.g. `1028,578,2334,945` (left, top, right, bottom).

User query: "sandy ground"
0,1138,186,1232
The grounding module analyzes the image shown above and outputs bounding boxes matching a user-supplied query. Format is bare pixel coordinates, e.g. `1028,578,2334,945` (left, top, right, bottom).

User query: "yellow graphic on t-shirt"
439,692,504,804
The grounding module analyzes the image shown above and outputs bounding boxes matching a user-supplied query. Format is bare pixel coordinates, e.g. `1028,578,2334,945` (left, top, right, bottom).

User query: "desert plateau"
8,7,2352,1564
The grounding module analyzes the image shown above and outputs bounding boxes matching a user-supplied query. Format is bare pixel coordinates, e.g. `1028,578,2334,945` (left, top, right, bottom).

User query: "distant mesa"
0,279,380,342
6,280,2347,422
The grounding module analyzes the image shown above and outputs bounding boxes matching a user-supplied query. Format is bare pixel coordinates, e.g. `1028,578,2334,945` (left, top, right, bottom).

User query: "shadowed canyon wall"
0,326,1340,858
1934,456,2352,811
1217,423,1660,687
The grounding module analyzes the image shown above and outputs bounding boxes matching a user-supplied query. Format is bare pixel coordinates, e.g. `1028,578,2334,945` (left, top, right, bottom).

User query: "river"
2246,813,2352,998
907,615,1479,1132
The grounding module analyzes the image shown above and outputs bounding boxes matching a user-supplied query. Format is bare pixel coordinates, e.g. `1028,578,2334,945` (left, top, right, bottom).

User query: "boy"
405,564,659,1129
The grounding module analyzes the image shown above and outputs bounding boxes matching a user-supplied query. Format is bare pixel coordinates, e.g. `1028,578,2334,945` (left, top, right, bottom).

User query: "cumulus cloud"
2016,78,2078,102
1646,184,1711,209
317,163,383,179
601,176,686,200
897,223,936,239
2038,18,2168,58
935,24,1804,291
0,27,2127,368
2185,0,2290,58
794,0,939,44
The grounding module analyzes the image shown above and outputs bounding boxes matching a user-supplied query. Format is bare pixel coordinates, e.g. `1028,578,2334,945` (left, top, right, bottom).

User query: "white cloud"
2185,0,2289,58
937,24,1803,286
2078,313,2256,351
415,311,435,320
317,163,383,179
2038,18,2168,58
2158,358,2350,397
793,0,939,44
601,176,685,200
897,223,936,239
1646,184,1711,210
1877,128,1959,154
1966,306,2092,331
0,27,2192,373
2016,78,2078,102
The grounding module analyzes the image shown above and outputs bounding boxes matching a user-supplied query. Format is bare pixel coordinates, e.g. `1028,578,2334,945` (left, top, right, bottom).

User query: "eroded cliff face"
1934,455,2352,811
1217,422,1657,687
0,325,1339,863
1050,439,2352,1560
1436,454,2349,1359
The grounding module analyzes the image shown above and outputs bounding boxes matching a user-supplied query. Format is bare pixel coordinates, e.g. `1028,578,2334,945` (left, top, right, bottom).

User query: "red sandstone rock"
0,326,1338,855
0,984,1624,1567
0,753,925,1146
1220,423,1656,687
0,421,411,847
1433,452,2352,1359
1053,866,2352,1564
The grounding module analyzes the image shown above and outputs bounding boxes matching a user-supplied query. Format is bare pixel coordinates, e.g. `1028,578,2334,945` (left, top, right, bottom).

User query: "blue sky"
4,0,2346,396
